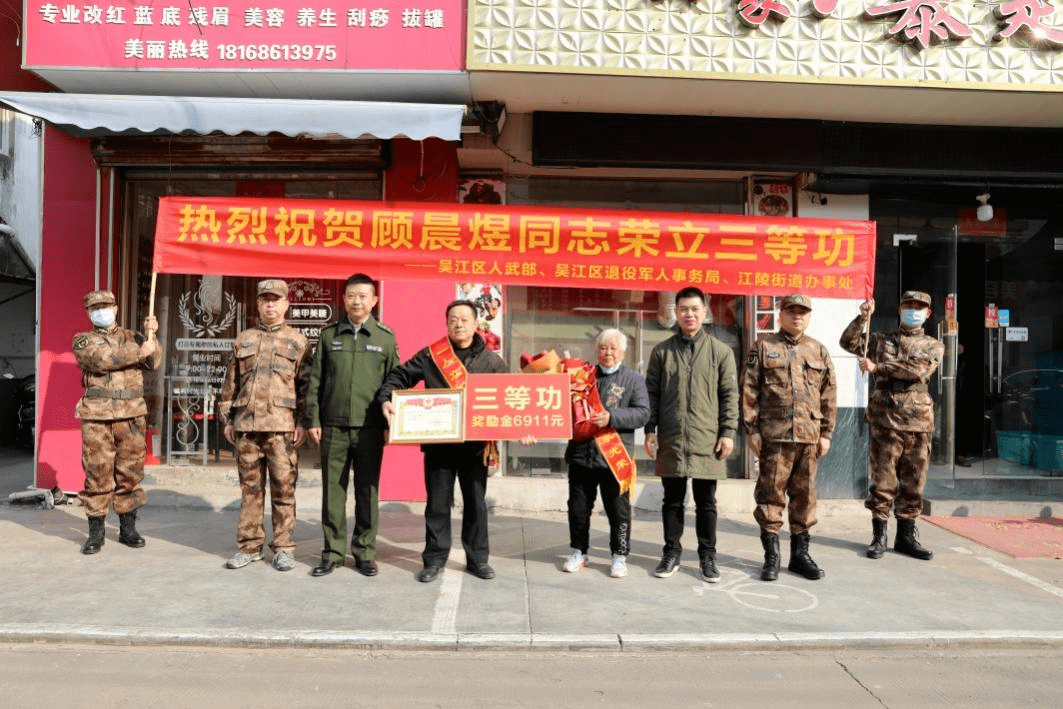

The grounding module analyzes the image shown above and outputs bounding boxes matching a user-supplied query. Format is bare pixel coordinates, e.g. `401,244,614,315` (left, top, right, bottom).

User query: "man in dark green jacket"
644,286,739,582
306,273,398,578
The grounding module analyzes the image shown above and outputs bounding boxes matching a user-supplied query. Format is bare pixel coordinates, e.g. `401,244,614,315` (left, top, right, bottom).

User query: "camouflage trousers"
867,425,930,521
753,441,818,535
235,431,299,554
81,417,147,518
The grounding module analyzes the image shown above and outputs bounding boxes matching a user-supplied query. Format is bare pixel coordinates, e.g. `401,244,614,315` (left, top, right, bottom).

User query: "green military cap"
257,279,289,298
83,290,116,308
900,290,932,308
778,294,812,312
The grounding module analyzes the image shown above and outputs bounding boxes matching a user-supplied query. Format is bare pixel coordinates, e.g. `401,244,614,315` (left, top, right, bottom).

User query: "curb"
3,625,1063,652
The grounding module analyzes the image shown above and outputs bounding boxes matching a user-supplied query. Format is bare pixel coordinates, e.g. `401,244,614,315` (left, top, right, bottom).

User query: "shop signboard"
153,196,877,299
24,0,462,71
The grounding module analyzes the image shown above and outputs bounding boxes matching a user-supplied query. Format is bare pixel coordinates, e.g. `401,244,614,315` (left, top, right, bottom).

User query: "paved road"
2,643,1061,708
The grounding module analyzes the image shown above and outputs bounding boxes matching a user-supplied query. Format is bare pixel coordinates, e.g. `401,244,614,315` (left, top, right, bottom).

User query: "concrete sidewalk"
3,449,1063,653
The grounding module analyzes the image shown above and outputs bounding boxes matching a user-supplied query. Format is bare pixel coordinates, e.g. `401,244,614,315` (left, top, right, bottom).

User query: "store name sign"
152,196,876,299
688,0,1063,50
24,1,462,71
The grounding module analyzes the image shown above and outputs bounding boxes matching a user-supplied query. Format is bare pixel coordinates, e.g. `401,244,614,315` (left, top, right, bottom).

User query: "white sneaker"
225,550,263,569
562,549,588,573
609,554,628,578
272,550,296,572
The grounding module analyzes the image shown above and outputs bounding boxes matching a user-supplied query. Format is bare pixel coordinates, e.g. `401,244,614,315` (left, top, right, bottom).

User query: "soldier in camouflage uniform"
840,291,944,561
73,290,161,554
742,294,836,582
219,279,311,572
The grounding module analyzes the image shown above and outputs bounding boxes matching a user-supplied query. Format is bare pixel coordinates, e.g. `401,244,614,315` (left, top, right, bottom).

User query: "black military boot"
760,531,780,582
894,518,933,560
867,518,888,559
787,532,825,580
118,510,146,548
81,516,106,555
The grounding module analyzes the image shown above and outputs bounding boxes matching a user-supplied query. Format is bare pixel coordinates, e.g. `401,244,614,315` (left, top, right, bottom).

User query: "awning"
0,92,466,141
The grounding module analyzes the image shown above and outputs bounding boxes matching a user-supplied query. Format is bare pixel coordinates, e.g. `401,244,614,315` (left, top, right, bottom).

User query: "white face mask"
89,307,116,328
900,309,927,328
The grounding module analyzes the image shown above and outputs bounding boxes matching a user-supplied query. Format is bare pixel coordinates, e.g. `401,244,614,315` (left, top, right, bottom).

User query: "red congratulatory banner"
153,196,876,298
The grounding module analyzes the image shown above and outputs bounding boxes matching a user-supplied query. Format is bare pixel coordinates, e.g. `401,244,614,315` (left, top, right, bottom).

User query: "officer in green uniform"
307,274,398,577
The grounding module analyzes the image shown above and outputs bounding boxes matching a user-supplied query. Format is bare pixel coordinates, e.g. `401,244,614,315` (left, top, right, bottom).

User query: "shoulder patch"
73,335,89,350
747,350,758,367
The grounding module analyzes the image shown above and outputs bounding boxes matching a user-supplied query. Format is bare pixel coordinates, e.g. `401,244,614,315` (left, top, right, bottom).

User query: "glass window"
503,177,747,478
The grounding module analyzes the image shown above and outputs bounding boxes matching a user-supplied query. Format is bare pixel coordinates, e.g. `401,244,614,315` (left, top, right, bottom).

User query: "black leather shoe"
417,565,443,583
311,559,339,577
468,562,496,580
654,554,680,578
354,559,379,577
699,555,720,583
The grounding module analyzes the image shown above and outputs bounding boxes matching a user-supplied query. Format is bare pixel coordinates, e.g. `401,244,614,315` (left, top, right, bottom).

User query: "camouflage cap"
778,294,812,312
257,279,289,298
900,290,932,308
83,290,116,308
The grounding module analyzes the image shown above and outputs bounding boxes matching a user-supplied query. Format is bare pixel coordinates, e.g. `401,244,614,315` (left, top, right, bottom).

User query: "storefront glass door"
980,212,1063,481
877,196,1063,495
894,232,960,488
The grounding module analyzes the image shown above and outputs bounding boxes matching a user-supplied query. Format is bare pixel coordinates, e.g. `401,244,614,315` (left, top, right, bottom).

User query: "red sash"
563,358,637,495
429,336,498,466
429,336,467,389
594,430,637,496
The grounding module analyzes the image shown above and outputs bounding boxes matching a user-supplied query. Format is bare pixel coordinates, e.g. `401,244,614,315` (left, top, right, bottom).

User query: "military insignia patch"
73,335,89,350
747,351,758,366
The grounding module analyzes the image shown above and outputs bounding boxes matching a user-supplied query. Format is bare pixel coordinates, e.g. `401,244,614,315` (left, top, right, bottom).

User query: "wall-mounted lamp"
975,193,993,222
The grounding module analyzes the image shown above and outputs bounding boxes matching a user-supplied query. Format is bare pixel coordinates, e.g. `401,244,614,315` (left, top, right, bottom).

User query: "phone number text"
216,44,337,61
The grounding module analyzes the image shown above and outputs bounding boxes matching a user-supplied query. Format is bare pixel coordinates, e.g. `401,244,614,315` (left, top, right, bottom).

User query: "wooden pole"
148,272,157,339
861,314,871,358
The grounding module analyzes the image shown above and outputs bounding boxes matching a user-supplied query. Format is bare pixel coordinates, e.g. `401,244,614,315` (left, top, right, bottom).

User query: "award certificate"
389,389,465,444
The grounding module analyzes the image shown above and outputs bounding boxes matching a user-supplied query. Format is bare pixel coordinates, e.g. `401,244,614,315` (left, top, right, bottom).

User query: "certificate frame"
389,388,465,444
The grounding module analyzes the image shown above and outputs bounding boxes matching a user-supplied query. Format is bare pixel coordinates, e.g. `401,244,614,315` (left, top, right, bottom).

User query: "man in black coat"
379,300,507,583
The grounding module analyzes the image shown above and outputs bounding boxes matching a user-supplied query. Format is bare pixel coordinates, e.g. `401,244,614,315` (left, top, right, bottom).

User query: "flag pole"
148,272,158,340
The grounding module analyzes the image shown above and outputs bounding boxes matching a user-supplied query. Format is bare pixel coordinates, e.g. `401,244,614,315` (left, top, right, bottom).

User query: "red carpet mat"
923,516,1063,558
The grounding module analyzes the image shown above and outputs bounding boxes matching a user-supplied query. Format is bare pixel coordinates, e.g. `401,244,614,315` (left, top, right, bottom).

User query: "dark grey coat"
564,364,650,470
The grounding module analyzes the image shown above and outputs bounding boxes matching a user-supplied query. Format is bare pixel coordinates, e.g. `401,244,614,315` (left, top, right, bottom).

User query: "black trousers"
661,477,718,559
567,463,631,556
423,447,489,567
